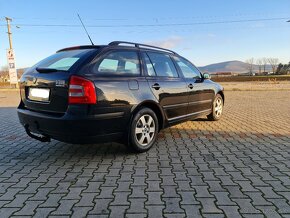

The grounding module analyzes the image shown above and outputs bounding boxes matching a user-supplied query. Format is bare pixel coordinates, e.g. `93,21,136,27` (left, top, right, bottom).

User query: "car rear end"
17,47,125,143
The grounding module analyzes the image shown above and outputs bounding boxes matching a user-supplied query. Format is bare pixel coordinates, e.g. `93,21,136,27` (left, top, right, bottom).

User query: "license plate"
28,88,50,102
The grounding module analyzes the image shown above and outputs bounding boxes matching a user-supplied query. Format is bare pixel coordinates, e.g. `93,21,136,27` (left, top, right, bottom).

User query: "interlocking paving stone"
198,197,223,214
13,200,44,216
109,205,129,217
0,91,290,217
89,198,112,215
70,206,92,218
3,194,33,208
127,198,147,214
146,205,165,218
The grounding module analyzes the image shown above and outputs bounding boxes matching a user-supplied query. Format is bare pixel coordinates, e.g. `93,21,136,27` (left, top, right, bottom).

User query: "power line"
0,17,289,28
4,23,286,34
0,19,288,35
9,12,290,21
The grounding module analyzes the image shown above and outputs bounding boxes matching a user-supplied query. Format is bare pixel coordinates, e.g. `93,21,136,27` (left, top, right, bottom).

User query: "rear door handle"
188,83,193,89
152,83,160,90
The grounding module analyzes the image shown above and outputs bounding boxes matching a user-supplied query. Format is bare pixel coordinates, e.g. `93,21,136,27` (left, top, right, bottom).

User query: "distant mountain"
199,60,271,74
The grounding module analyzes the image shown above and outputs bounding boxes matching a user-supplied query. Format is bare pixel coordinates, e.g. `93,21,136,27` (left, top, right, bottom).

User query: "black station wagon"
18,41,224,152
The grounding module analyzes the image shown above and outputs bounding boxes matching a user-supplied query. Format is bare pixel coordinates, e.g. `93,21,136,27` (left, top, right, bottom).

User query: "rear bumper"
17,107,127,144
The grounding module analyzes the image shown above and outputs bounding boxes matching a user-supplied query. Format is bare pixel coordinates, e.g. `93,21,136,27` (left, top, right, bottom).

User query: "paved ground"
0,90,20,107
0,90,290,218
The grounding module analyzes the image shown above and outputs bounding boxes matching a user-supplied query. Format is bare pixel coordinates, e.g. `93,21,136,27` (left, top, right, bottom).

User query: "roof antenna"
77,13,94,45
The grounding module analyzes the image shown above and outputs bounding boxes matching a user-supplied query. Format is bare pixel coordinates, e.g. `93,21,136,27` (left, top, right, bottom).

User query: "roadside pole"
5,17,18,88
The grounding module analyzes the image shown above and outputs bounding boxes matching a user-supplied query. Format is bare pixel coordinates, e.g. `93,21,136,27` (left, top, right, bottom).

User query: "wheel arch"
131,100,165,131
217,90,225,104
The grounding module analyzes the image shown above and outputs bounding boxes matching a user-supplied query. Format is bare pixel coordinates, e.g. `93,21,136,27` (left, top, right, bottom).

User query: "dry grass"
220,81,290,91
212,75,290,82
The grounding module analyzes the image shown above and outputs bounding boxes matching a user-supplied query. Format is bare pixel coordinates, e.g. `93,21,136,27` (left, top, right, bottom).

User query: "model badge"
55,80,65,87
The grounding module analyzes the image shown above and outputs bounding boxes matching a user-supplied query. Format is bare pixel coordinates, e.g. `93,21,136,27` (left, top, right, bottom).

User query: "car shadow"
191,117,209,121
1,107,289,161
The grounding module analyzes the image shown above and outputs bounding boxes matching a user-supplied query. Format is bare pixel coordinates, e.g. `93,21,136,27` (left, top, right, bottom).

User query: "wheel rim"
135,114,155,146
214,97,223,117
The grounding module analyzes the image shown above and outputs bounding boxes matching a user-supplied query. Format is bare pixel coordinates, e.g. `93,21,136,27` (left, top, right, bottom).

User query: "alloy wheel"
214,97,223,117
135,114,155,146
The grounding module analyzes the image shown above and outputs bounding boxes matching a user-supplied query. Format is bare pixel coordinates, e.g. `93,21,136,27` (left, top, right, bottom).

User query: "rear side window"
33,49,93,71
146,52,178,77
94,50,140,76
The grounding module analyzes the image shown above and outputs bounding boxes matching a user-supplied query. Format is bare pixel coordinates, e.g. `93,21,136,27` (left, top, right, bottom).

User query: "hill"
199,60,271,74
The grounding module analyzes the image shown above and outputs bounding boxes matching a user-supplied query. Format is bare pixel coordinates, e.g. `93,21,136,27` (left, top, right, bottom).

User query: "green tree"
276,62,290,75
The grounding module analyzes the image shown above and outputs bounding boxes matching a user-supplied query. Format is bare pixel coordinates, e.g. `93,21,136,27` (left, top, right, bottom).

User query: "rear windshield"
32,49,94,71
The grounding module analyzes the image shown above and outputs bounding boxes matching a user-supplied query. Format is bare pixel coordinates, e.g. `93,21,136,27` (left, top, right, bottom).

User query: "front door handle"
152,83,160,90
188,83,193,89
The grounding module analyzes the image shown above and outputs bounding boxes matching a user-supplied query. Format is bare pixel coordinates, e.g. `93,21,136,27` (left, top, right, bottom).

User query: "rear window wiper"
36,67,68,73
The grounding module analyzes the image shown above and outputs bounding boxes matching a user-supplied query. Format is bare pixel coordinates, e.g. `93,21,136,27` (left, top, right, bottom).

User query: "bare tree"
268,58,279,74
256,59,263,74
245,58,255,75
0,66,9,82
17,68,25,78
262,58,268,73
0,66,9,77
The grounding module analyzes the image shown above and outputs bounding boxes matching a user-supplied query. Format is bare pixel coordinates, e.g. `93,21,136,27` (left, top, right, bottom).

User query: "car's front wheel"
129,107,159,152
207,94,223,121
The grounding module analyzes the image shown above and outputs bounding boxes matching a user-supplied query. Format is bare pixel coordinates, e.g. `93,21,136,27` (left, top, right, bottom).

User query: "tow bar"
24,124,51,142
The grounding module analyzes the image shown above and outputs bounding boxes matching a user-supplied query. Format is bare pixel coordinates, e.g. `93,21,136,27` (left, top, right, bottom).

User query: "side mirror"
203,73,211,80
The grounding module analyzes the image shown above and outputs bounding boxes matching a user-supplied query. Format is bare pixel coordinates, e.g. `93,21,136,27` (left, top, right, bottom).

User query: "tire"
207,94,223,121
129,107,159,152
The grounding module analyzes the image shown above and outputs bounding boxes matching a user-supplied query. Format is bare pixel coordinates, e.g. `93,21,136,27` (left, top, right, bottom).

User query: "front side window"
174,56,201,79
146,52,178,77
94,50,140,76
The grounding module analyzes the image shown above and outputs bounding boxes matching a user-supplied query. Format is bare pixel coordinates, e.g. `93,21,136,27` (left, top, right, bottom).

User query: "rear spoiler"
57,45,102,53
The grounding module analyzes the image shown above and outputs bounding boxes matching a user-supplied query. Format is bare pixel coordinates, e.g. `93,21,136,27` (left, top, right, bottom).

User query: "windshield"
32,49,94,71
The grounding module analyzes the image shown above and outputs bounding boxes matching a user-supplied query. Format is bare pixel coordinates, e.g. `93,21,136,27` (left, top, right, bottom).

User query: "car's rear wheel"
207,94,223,121
129,108,158,152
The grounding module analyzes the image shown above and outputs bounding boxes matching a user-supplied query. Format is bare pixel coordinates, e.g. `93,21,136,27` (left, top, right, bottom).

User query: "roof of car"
57,41,178,55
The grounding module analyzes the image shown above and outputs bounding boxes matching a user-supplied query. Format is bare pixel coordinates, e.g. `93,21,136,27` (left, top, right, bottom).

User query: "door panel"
185,79,214,114
147,77,188,120
142,51,189,121
172,56,214,115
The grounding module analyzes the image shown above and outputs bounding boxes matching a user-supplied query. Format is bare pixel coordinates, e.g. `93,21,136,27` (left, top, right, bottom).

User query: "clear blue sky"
0,0,289,69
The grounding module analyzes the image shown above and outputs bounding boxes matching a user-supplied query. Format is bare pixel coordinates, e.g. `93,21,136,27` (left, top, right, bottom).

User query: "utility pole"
5,16,18,88
5,17,13,49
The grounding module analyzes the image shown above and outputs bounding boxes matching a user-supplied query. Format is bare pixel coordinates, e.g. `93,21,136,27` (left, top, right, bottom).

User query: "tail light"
68,75,96,104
